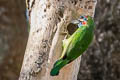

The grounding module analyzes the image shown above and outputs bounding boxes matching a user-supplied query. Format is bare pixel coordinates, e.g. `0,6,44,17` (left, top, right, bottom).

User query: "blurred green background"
0,0,120,80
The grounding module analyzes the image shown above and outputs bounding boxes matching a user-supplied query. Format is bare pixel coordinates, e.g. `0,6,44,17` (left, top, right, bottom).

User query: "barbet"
50,16,95,76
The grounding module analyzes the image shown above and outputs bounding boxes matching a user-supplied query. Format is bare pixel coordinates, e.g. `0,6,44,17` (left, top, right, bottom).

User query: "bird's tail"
50,59,69,76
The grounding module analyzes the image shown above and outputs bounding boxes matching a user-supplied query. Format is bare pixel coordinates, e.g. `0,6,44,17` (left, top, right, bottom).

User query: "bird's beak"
71,20,80,24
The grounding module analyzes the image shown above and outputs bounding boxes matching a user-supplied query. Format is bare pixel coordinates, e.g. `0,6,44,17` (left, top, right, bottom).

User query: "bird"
50,15,95,76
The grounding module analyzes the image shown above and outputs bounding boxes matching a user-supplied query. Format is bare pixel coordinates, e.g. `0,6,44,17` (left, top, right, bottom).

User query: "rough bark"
19,0,97,80
0,0,28,80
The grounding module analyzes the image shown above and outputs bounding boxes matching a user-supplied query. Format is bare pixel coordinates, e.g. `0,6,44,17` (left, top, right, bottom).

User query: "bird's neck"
88,19,95,30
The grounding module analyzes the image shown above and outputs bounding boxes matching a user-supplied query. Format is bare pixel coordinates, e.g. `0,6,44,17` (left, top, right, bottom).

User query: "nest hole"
67,23,78,35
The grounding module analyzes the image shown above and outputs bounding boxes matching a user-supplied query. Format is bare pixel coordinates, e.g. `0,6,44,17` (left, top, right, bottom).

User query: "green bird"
50,16,95,76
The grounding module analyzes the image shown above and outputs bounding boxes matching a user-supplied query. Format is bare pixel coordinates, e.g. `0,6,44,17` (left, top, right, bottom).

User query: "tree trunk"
19,0,97,80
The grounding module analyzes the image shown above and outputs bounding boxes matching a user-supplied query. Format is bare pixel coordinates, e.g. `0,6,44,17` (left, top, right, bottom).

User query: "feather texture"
50,16,95,76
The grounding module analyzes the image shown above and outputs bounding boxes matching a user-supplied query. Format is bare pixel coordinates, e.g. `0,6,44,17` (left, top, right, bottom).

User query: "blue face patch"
78,22,83,28
83,17,87,21
80,16,84,19
79,16,87,21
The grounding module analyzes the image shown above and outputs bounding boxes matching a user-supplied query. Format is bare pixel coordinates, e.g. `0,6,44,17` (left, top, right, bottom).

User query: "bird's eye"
83,18,87,21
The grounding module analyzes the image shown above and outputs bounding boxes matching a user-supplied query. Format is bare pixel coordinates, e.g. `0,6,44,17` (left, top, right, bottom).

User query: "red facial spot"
82,21,86,25
84,16,86,18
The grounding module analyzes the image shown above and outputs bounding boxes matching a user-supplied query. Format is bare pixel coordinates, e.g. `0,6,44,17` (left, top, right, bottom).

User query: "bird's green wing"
59,27,83,59
59,39,70,59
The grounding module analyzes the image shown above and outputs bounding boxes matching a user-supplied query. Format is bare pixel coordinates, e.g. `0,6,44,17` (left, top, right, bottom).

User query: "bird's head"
78,16,88,27
71,16,89,28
